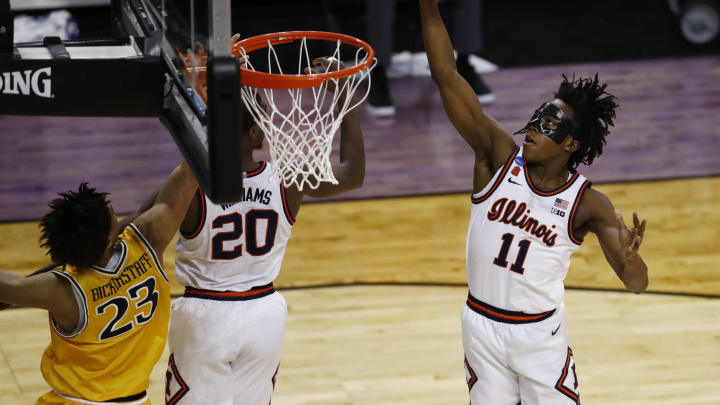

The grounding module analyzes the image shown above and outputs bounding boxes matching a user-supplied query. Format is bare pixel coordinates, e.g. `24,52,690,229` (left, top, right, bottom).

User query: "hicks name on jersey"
488,197,559,247
220,187,272,210
90,253,155,302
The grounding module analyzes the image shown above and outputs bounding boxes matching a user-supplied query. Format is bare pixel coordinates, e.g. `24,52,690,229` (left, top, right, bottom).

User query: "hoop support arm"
159,87,212,203
206,55,244,203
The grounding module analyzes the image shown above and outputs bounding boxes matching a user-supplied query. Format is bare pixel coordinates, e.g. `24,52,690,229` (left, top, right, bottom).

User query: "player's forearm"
419,0,458,80
337,109,365,188
119,189,159,232
27,262,61,277
154,161,198,222
619,254,648,294
0,270,26,306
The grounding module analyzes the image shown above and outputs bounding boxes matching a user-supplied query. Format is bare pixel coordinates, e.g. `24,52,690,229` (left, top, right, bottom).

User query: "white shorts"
165,285,287,405
462,293,580,405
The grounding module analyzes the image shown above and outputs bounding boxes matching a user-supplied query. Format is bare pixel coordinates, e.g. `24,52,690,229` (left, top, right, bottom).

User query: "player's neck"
526,159,571,190
241,151,261,173
92,244,115,269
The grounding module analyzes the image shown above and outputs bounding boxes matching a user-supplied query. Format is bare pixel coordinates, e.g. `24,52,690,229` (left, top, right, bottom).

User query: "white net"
235,36,376,190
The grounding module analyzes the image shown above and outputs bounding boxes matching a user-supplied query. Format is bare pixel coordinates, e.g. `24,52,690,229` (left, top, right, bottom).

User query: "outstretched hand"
615,209,646,259
231,33,248,68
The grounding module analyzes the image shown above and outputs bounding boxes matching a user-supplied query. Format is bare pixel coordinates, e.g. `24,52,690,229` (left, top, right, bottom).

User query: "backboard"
0,0,244,203
114,0,244,203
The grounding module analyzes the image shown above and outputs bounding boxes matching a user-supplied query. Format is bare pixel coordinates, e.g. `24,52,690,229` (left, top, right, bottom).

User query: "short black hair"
554,74,618,171
40,183,112,269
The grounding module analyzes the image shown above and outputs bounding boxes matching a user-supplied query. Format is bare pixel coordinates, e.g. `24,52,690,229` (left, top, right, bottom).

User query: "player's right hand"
305,57,347,95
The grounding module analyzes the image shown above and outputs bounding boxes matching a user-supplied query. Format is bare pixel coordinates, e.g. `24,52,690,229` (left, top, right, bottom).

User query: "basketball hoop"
231,31,376,191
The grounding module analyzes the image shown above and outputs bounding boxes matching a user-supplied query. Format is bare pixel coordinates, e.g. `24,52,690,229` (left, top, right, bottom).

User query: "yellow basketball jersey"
40,224,170,402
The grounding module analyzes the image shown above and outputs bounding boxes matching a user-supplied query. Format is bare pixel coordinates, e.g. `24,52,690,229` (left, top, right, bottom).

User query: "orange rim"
232,31,375,89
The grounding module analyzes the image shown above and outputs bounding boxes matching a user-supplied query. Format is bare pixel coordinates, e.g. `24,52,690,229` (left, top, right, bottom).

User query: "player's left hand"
615,209,646,259
230,33,249,68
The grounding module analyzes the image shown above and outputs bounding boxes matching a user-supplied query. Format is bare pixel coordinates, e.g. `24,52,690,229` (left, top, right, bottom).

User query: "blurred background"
12,0,720,64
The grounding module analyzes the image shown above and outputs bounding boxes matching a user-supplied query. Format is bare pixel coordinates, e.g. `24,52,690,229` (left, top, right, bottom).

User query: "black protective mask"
514,102,576,144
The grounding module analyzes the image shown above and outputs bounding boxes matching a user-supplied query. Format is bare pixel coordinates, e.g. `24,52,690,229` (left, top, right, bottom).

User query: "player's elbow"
339,160,365,191
346,170,364,190
625,275,649,294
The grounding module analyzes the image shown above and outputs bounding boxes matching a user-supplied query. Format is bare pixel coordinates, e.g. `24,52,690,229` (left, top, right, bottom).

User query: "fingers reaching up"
615,209,647,258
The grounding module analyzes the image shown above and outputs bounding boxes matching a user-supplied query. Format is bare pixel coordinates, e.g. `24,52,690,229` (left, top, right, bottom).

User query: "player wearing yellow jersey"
0,161,197,405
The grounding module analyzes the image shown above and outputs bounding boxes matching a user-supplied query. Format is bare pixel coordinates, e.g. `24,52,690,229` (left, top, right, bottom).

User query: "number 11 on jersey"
493,233,531,274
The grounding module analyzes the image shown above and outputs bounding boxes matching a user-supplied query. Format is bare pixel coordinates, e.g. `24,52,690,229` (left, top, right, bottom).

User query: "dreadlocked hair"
554,74,618,171
40,183,112,269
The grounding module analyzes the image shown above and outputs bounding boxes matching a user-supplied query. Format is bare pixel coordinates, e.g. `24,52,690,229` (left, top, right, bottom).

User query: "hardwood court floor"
1,177,718,296
0,286,719,405
0,177,717,403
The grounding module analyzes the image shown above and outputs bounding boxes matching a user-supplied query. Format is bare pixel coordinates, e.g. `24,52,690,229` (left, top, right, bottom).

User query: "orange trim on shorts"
464,356,478,392
166,354,189,405
183,283,275,301
466,293,555,324
555,347,580,403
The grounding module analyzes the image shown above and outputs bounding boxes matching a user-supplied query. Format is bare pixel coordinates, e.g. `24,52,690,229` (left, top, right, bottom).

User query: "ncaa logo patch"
514,156,524,166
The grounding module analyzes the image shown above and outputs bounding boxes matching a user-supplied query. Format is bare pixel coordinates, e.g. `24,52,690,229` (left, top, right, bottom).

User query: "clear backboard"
114,0,244,203
0,0,244,203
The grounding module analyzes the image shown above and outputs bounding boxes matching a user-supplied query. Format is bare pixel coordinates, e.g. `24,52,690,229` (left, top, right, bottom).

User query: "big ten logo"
0,68,52,98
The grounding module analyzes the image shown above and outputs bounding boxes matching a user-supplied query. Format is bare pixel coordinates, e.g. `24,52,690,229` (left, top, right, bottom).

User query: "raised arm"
133,161,199,257
303,106,364,199
418,0,514,186
579,190,649,293
283,58,366,215
283,105,364,216
117,188,159,234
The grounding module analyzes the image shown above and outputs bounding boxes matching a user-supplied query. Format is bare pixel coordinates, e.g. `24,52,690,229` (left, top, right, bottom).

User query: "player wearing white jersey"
419,1,649,404
165,56,366,405
174,160,293,293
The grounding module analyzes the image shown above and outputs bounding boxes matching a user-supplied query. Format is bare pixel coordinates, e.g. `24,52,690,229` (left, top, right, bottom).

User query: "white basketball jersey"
175,161,295,291
467,146,591,313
